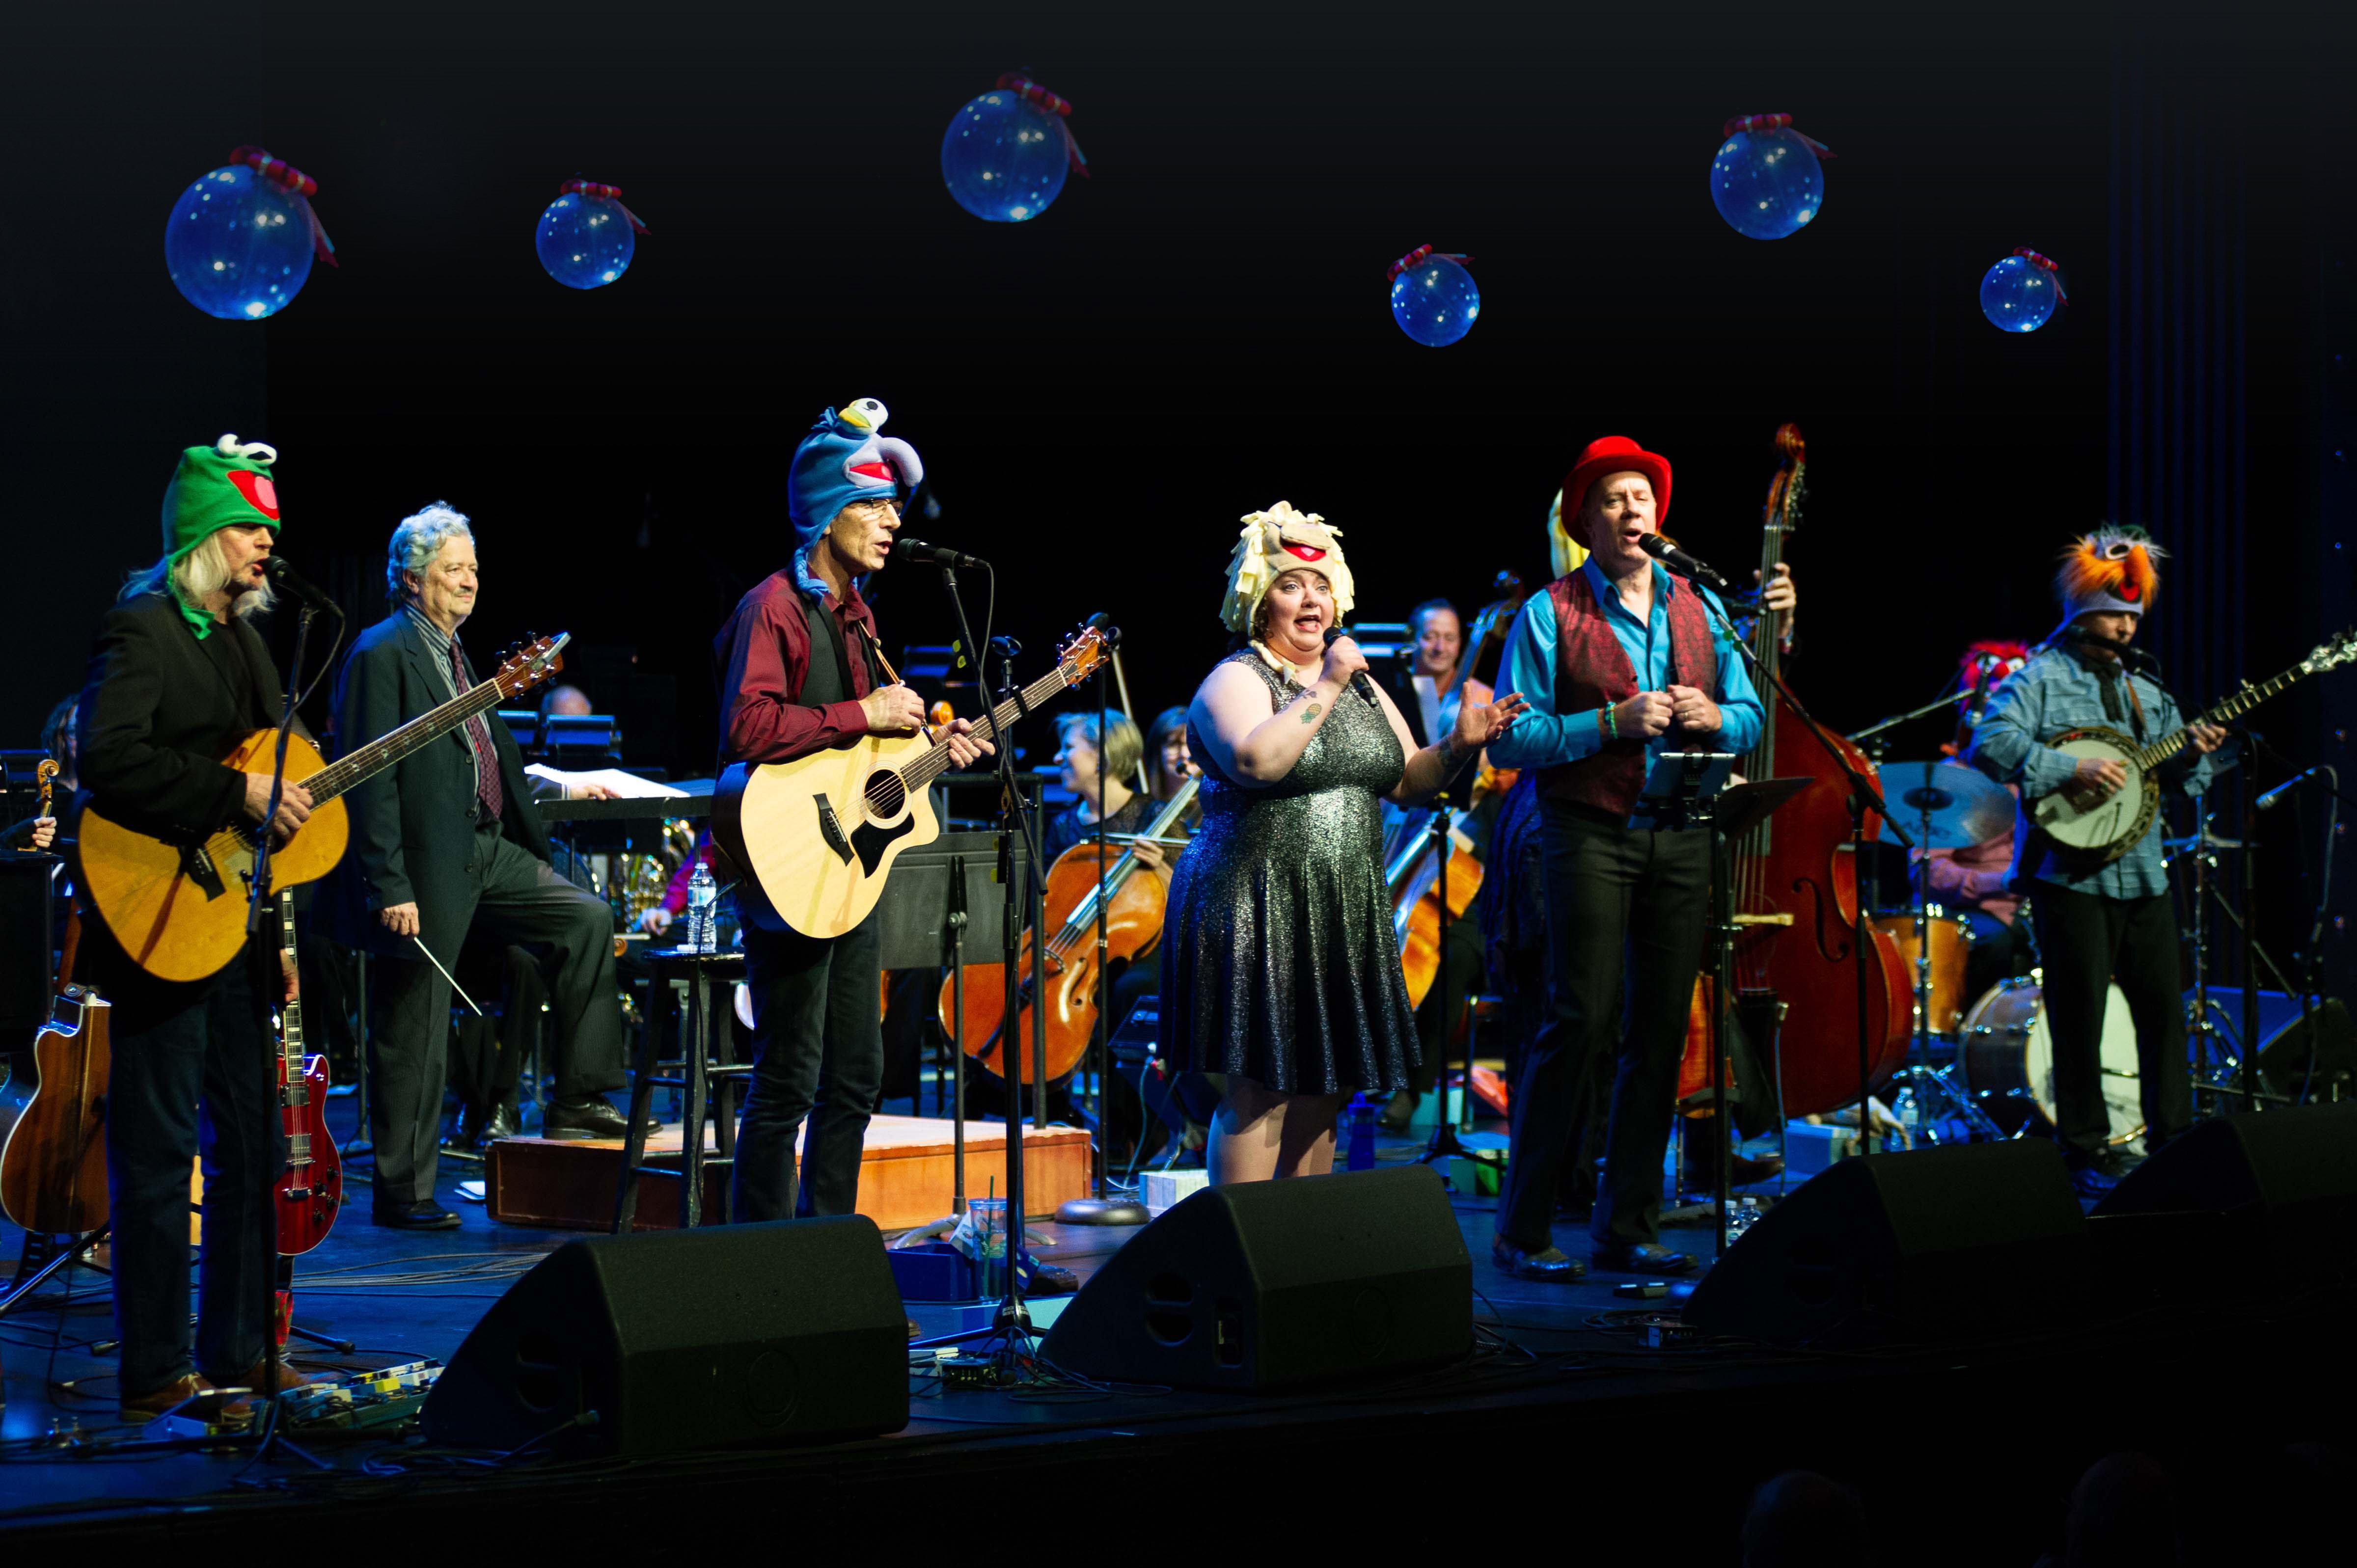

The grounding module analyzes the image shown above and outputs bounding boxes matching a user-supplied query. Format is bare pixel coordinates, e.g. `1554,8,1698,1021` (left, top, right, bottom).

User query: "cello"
1389,573,1525,1010
938,776,1199,1084
1718,425,1912,1114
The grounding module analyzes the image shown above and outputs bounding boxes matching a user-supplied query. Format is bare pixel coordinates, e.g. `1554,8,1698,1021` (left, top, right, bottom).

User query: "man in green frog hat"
76,433,320,1424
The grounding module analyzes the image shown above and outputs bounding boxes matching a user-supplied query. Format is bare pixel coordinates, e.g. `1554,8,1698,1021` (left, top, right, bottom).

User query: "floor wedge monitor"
1686,1140,2091,1345
422,1216,908,1457
1041,1164,1471,1389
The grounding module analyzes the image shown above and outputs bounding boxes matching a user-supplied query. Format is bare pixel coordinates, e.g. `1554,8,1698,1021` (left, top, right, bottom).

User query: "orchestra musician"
75,435,309,1421
1919,640,2039,1008
1158,503,1523,1185
1144,705,1204,831
1486,436,1764,1280
1965,530,2225,1197
3,695,80,850
324,502,632,1230
714,399,987,1224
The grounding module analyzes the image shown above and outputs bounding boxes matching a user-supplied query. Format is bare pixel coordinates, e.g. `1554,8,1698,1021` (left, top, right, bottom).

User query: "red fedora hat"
1562,435,1672,533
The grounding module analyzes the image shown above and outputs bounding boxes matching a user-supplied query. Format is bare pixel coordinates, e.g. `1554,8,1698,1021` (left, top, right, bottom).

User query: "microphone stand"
244,598,325,1468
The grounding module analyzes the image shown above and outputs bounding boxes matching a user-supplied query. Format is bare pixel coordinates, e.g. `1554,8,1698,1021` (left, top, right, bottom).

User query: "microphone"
2256,765,2322,813
2059,624,2155,669
263,555,337,610
1635,533,1735,594
1322,625,1381,707
894,538,985,569
1967,655,1998,727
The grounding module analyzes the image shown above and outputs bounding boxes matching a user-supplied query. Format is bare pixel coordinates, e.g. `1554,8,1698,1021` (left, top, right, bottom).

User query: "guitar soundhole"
865,770,908,819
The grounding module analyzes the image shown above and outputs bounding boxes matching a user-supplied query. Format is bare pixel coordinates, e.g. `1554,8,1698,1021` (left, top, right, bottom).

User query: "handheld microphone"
894,538,985,569
1322,625,1381,707
263,555,338,610
2256,765,2322,813
1635,533,1735,594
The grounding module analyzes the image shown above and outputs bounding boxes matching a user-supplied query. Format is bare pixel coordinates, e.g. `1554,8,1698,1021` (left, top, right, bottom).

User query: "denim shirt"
1965,645,2211,899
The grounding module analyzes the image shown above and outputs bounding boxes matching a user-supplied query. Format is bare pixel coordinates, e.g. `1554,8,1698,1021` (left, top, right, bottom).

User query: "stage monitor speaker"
2092,1100,2357,1270
1039,1165,1470,1390
2253,1000,2357,1103
421,1216,908,1458
1685,1140,2090,1345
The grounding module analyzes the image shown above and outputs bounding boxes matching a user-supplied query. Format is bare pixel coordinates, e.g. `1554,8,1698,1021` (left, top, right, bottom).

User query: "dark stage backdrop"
6,1,2350,1000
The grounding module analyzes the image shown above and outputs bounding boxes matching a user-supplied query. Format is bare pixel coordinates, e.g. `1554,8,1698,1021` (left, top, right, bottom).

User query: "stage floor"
2,1091,2347,1559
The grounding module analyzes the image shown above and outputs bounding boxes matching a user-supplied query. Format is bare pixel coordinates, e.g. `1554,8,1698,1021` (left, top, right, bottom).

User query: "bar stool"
612,947,748,1233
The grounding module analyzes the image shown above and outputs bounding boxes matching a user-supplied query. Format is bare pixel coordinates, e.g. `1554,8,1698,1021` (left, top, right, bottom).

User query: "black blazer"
74,593,281,844
1378,661,1436,751
321,613,548,964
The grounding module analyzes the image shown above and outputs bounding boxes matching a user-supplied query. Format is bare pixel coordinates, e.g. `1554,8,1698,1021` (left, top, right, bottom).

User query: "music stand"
1636,756,1807,1256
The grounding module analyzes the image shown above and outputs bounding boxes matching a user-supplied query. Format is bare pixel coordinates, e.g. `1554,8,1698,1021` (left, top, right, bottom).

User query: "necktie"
446,639,504,822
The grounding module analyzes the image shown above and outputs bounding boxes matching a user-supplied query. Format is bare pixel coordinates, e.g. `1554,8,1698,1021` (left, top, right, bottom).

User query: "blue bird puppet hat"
786,398,925,547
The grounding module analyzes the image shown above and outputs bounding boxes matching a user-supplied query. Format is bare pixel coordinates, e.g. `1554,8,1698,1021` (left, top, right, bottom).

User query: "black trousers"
2029,884,2191,1161
92,931,280,1398
734,907,883,1222
367,821,625,1205
1497,799,1710,1250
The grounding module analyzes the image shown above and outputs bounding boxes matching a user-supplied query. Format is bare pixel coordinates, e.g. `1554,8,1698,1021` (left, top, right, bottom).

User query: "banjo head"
2031,725,2155,863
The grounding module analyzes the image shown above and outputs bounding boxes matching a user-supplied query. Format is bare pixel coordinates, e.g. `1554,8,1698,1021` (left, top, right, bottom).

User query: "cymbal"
1872,759,2017,849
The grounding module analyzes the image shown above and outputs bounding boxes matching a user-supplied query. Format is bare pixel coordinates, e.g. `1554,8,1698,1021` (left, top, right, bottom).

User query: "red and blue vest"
1538,568,1718,815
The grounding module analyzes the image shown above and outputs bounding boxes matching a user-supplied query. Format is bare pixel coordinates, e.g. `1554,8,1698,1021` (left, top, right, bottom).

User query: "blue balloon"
1979,255,2058,333
1390,254,1480,347
1708,127,1823,241
941,90,1070,223
164,164,316,321
536,192,636,290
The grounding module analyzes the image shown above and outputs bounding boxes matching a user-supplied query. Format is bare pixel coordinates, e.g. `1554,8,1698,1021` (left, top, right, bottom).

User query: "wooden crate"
486,1114,1093,1232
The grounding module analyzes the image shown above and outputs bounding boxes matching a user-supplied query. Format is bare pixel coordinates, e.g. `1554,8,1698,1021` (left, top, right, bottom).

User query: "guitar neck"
2133,660,2312,770
903,662,1086,792
277,890,304,1069
303,678,508,805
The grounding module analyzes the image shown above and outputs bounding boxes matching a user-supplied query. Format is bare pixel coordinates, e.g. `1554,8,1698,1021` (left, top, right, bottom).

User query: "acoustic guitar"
713,623,1110,940
271,887,341,1254
0,985,110,1235
2028,628,2357,865
77,632,569,983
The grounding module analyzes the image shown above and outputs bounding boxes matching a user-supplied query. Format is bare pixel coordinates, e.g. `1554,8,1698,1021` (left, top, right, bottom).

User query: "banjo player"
1965,527,2227,1198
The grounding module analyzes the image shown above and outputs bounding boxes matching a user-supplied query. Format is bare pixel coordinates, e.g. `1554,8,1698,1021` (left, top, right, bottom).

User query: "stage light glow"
1709,125,1825,241
164,163,316,321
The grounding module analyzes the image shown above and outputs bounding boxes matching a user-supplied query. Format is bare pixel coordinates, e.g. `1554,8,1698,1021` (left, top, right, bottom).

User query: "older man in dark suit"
326,502,626,1229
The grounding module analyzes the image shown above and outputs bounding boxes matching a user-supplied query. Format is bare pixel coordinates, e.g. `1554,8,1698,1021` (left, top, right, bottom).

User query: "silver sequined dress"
1157,650,1422,1094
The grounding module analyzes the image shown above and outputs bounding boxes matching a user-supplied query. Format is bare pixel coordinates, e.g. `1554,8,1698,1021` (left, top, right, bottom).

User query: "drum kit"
1864,758,2154,1151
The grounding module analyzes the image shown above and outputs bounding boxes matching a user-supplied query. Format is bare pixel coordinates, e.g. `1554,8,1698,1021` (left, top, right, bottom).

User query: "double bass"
938,776,1200,1084
1721,426,1912,1113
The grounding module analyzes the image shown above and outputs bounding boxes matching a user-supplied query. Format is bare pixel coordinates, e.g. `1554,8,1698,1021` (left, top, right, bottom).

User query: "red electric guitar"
273,888,342,1254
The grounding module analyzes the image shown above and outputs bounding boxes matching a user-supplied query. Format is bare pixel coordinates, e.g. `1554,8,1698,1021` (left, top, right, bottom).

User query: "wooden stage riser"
487,1116,1093,1232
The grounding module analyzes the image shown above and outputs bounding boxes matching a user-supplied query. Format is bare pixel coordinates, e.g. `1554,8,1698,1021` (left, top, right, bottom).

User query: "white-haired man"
324,503,629,1229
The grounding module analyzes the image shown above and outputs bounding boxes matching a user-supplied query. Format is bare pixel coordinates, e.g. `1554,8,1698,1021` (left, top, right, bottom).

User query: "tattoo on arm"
1299,702,1322,725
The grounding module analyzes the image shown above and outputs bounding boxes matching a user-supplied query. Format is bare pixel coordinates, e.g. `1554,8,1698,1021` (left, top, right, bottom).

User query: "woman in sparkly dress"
1160,503,1525,1184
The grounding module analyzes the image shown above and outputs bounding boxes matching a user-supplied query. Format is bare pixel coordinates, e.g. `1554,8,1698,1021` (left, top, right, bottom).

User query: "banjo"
2031,628,2357,864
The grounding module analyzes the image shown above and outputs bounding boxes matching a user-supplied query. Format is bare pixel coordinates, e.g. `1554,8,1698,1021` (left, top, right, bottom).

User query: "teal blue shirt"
1489,560,1764,774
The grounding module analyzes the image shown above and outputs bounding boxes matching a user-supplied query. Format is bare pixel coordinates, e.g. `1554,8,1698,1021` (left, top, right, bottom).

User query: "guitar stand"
0,1224,110,1319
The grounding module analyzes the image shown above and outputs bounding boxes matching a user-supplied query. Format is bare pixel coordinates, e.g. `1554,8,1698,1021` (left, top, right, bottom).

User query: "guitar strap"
2123,671,2150,740
802,592,868,704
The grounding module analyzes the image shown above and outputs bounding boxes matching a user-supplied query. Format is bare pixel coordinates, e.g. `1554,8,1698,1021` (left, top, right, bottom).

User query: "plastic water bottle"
1727,1195,1762,1242
1346,1097,1375,1171
686,862,716,954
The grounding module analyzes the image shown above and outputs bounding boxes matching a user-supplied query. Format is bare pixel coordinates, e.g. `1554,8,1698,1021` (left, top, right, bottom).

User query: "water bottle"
1727,1195,1762,1242
686,862,717,954
1346,1096,1375,1171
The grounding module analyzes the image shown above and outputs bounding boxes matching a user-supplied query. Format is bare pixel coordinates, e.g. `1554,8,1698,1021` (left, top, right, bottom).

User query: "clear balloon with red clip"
536,190,636,290
1980,251,2062,332
942,82,1075,223
1390,250,1480,347
1709,117,1827,241
164,163,317,321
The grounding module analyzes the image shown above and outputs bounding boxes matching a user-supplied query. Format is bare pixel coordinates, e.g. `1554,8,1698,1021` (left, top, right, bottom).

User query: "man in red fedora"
1486,436,1765,1280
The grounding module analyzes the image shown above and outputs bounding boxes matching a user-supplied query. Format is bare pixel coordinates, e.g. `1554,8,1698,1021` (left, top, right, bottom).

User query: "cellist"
1487,436,1763,1282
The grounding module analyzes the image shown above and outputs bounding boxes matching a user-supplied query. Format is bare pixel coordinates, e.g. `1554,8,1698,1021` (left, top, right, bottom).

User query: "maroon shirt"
1537,568,1718,816
714,570,877,766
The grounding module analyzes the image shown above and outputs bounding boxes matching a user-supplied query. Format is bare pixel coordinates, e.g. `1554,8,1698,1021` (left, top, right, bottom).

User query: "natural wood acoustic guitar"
76,633,569,983
714,623,1109,940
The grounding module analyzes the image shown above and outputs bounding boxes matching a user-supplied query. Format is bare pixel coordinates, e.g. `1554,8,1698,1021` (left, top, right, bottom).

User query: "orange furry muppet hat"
2052,526,2163,642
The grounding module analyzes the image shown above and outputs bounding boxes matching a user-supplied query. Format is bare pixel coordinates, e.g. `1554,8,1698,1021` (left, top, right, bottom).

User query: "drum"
1956,976,2142,1146
1868,908,1974,1036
